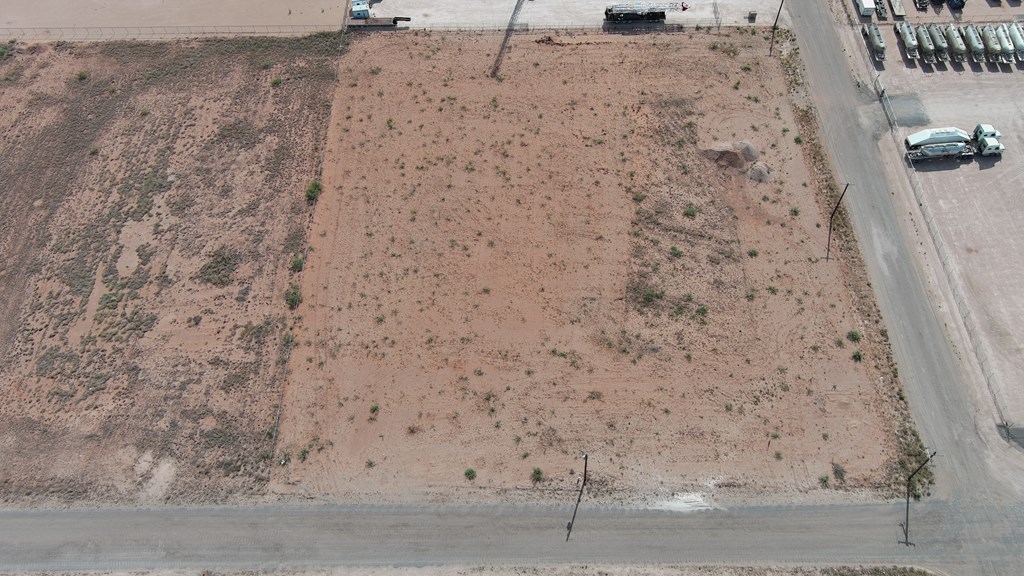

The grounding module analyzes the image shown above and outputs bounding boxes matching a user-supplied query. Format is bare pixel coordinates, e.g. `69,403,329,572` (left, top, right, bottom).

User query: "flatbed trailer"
889,0,907,17
347,16,412,27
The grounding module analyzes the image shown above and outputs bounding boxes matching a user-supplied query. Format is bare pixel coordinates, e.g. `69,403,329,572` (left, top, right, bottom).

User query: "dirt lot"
271,29,921,506
0,27,926,507
0,34,341,504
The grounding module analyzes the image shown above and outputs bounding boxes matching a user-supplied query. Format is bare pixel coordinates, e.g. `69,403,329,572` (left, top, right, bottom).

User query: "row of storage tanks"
891,21,1024,64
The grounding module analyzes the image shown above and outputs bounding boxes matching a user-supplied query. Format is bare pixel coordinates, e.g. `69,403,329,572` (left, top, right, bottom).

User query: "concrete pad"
877,46,1024,425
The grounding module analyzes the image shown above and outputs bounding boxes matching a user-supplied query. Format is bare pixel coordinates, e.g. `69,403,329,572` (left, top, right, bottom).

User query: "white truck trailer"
855,0,876,17
905,124,1005,161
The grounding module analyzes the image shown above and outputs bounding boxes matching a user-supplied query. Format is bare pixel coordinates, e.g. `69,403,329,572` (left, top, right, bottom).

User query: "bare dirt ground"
271,29,923,506
0,34,341,505
3,1,344,28
0,26,928,507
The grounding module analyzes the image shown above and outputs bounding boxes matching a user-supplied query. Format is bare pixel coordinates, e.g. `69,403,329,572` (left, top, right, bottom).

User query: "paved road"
0,501,1014,572
2,1,1023,574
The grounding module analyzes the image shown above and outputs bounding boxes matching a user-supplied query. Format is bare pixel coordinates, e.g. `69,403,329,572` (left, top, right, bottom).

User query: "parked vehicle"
960,24,986,63
916,24,937,63
943,24,967,62
928,24,950,61
863,23,887,61
855,0,877,16
897,21,920,59
905,124,1005,161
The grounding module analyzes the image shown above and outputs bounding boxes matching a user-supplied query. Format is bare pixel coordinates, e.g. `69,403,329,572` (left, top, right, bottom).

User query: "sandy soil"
3,1,344,28
270,29,916,506
0,34,341,505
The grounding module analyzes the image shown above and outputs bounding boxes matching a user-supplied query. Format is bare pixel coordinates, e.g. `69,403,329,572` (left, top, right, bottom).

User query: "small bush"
852,350,863,362
305,180,323,204
747,249,759,258
669,246,683,259
290,257,305,273
846,331,862,343
464,468,477,481
531,467,544,483
77,71,89,81
198,246,240,287
271,77,283,87
774,451,783,460
832,462,846,483
683,204,698,218
370,403,379,414
365,459,375,468
642,290,664,304
285,284,303,310
794,135,803,144
818,475,829,488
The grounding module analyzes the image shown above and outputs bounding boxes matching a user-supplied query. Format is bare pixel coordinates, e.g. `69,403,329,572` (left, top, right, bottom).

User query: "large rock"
735,140,760,162
703,142,745,168
748,161,771,183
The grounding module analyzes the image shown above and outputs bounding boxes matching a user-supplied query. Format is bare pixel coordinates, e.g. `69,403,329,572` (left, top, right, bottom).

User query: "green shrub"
290,257,305,273
465,468,477,481
285,283,302,309
305,180,322,204
198,246,240,287
531,467,544,483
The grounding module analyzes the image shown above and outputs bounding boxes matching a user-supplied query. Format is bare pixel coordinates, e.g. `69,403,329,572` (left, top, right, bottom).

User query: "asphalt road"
2,1,1023,574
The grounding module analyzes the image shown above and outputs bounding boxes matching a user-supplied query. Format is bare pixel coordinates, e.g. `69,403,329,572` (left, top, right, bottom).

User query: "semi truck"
961,24,986,63
897,21,920,59
905,124,1005,161
1005,23,1024,61
863,23,887,60
928,23,950,61
996,24,1017,63
916,24,937,63
604,3,688,21
943,24,968,62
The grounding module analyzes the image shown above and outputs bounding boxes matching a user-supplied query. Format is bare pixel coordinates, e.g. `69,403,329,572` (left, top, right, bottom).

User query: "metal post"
900,451,936,546
768,0,786,56
566,453,588,542
825,183,850,262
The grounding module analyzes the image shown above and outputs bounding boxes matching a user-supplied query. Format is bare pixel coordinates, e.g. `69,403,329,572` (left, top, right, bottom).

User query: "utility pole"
768,0,786,56
825,183,850,262
566,453,588,542
900,451,936,546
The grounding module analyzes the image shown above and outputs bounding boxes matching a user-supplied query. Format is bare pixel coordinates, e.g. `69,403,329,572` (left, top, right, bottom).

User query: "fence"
0,17,731,42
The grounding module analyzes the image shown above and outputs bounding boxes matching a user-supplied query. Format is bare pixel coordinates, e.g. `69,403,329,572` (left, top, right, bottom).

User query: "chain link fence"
0,17,728,42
